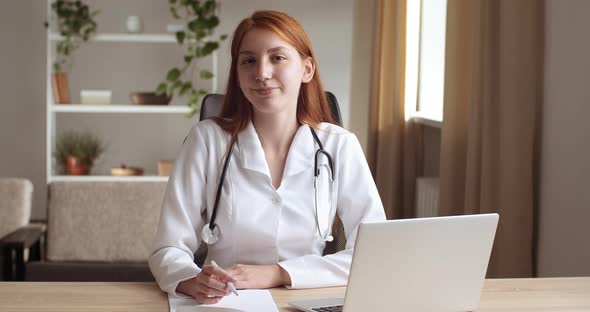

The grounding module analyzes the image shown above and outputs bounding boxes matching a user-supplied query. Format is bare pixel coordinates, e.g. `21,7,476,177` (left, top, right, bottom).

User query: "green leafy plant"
54,130,105,174
47,0,99,72
156,0,227,117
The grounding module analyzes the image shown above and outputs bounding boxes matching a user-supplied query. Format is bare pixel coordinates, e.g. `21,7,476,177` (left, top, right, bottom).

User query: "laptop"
289,213,499,312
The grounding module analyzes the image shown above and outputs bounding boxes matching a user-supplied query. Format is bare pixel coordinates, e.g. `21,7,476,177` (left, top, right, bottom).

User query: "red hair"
213,10,335,137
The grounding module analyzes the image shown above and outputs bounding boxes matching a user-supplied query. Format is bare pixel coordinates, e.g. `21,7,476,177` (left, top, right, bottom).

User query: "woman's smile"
253,87,279,96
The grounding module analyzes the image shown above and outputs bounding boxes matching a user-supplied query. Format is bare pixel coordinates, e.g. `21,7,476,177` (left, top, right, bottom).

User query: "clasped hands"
176,263,292,304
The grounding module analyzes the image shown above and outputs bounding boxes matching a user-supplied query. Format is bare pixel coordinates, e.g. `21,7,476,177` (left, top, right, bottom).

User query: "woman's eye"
241,58,255,65
273,55,287,61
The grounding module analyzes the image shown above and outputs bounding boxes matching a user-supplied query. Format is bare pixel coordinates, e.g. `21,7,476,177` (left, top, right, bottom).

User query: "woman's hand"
226,264,292,289
176,264,237,304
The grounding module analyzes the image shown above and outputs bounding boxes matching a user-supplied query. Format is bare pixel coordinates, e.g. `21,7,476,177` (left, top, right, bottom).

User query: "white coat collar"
237,121,315,178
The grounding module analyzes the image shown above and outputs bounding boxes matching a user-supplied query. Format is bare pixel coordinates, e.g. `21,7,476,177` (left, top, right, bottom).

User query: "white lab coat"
149,119,385,296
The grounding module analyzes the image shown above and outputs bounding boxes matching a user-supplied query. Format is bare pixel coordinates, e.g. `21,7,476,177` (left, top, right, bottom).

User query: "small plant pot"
66,156,91,175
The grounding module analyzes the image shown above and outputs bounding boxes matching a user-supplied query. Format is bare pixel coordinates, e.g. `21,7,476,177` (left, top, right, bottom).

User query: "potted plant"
54,130,105,175
46,0,99,104
155,0,226,117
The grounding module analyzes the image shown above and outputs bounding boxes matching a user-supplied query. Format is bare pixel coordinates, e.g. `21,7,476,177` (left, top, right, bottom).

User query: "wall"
0,0,47,221
537,0,590,276
0,0,370,220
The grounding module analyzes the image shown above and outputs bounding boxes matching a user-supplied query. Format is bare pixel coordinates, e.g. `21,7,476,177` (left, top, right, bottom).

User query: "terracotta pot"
66,156,91,175
52,72,71,104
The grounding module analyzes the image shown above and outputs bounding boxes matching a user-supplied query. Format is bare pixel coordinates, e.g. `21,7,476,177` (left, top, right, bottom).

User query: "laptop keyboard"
312,305,343,312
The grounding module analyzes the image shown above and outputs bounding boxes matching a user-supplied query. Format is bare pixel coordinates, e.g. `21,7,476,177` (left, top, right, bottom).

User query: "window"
405,0,448,123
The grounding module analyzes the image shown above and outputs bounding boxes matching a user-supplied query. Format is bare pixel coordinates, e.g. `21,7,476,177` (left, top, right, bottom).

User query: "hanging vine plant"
45,0,98,104
47,0,99,73
156,0,227,118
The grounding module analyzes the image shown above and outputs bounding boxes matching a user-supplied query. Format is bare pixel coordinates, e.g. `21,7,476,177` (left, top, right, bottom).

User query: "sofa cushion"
47,181,166,262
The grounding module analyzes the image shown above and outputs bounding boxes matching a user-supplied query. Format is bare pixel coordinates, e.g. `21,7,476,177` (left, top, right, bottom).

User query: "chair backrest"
197,92,346,255
0,178,33,238
46,181,167,262
199,91,343,127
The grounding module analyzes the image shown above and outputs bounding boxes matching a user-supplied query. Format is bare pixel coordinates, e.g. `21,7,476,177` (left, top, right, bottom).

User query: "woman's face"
237,28,314,116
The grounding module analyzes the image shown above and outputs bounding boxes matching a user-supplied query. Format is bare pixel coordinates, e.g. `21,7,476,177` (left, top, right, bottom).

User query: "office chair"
193,92,346,266
199,91,343,126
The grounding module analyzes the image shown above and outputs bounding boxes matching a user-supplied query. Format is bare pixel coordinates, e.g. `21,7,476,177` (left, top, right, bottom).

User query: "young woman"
149,10,385,304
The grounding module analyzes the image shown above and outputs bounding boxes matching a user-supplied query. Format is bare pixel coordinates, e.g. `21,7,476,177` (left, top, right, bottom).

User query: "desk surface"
0,277,588,311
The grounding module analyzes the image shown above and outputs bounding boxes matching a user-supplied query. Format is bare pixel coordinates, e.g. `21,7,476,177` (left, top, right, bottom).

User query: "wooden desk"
0,277,588,311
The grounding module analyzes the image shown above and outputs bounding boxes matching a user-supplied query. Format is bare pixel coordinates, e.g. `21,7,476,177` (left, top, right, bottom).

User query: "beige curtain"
439,0,544,277
369,0,418,219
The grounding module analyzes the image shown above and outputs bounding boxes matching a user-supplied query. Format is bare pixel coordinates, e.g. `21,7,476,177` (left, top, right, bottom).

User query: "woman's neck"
252,111,299,154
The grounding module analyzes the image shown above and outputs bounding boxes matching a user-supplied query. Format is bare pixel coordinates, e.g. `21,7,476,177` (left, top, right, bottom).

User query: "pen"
210,260,238,296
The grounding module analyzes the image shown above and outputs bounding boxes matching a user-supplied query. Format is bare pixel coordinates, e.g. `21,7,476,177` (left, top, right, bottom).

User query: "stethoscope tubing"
209,138,235,231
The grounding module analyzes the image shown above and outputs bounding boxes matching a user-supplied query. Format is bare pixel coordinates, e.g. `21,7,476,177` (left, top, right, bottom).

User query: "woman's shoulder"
312,122,362,153
318,122,352,134
184,119,232,149
314,123,365,164
191,119,229,138
314,122,356,143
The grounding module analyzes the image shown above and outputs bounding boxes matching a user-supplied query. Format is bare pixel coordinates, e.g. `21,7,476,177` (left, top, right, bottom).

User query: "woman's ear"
302,57,315,83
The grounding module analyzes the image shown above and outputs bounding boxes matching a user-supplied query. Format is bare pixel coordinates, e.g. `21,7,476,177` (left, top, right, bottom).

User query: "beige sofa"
26,181,167,281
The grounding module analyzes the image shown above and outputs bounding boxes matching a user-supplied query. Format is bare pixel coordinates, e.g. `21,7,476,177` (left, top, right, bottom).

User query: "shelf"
49,175,169,182
49,32,177,43
51,104,191,114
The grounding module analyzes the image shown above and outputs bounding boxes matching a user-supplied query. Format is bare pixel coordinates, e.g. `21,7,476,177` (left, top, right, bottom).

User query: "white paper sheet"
169,289,279,312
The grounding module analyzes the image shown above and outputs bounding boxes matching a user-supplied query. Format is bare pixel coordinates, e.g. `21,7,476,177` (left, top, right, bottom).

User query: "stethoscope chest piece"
202,223,221,245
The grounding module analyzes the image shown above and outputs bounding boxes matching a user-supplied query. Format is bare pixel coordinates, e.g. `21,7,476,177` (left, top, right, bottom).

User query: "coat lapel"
237,122,270,176
236,122,316,178
283,124,315,178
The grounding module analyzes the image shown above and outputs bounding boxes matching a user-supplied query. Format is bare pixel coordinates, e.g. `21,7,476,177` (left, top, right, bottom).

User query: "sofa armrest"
0,224,46,249
1,223,46,281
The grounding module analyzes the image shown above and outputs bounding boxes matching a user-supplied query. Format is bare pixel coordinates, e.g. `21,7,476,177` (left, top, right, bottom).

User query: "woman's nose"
255,60,272,82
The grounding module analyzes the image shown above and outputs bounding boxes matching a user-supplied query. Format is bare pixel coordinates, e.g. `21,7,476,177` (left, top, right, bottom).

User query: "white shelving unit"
51,104,191,114
49,32,177,43
45,1,217,183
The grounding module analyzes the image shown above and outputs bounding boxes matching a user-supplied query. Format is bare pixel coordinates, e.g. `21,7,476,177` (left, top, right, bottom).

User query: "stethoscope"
201,127,336,245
